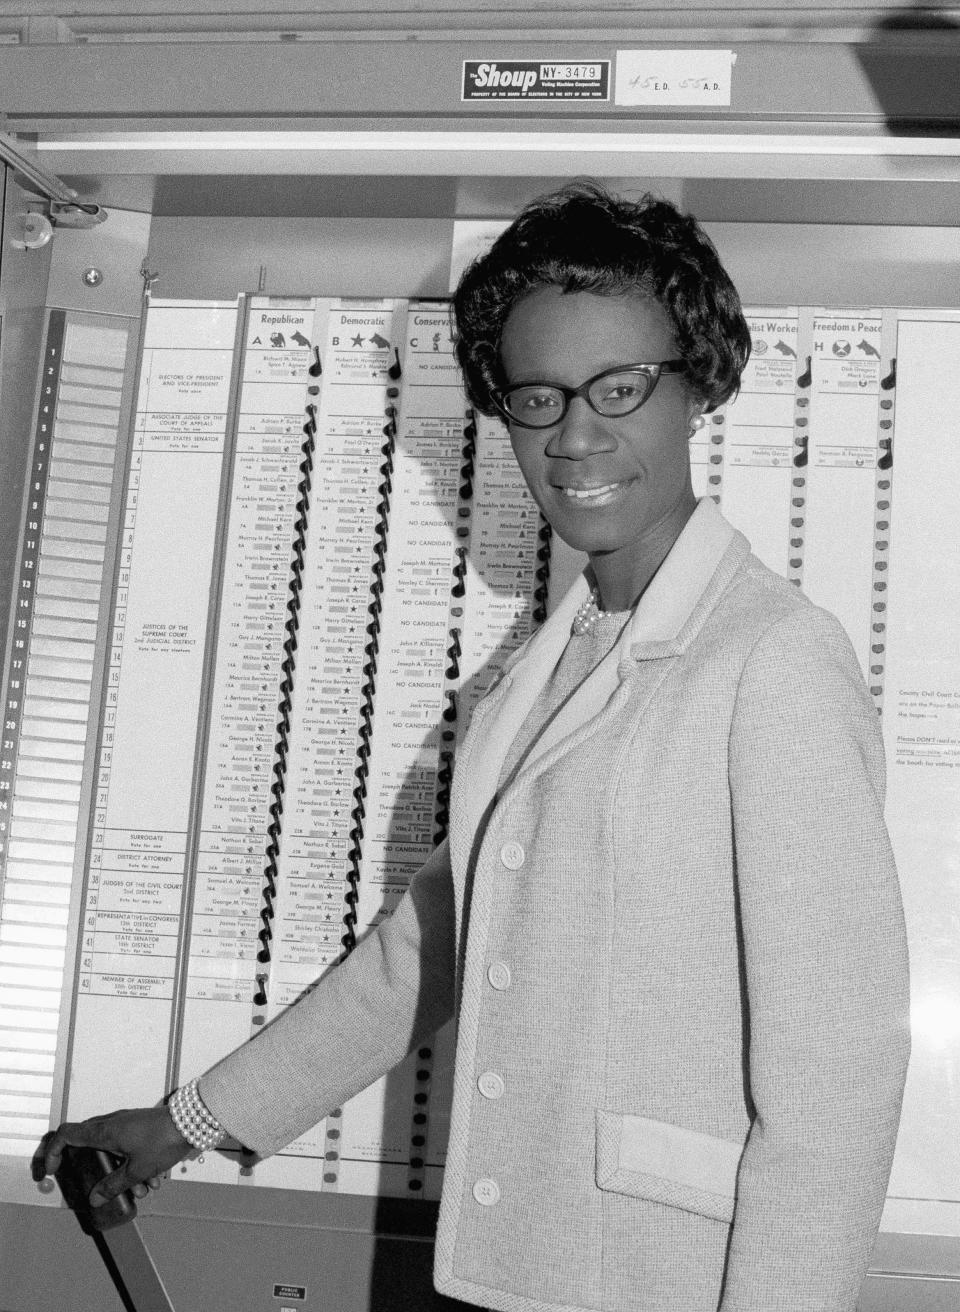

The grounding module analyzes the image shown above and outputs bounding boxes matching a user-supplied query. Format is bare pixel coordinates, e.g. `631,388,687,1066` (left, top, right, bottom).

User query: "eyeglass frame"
490,359,687,430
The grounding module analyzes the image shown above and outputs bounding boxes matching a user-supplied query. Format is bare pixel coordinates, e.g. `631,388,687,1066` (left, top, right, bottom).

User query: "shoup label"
462,60,610,100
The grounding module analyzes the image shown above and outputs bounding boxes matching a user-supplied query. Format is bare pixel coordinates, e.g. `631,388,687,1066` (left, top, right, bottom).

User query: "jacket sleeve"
198,837,456,1157
721,606,910,1312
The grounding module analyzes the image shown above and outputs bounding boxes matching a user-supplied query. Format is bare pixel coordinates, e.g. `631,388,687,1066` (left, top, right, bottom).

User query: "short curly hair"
453,182,751,415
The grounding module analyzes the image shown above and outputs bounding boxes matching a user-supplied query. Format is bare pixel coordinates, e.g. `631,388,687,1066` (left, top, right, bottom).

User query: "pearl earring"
688,413,706,438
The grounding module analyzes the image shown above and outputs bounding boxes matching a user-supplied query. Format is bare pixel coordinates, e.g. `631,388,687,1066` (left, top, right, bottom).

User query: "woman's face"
499,286,699,594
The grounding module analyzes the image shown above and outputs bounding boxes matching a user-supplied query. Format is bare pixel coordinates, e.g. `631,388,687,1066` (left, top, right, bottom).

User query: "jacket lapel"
455,573,592,840
625,494,739,653
454,499,747,844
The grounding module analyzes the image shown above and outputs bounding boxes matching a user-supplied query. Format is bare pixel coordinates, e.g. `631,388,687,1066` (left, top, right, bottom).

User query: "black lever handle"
55,1144,137,1234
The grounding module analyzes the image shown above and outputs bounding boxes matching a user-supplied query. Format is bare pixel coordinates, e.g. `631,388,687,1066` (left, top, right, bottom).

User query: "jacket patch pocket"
595,1109,746,1223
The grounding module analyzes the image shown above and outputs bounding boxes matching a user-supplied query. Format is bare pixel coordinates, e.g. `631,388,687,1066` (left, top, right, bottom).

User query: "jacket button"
473,1177,501,1206
500,841,525,870
487,961,512,991
477,1071,505,1100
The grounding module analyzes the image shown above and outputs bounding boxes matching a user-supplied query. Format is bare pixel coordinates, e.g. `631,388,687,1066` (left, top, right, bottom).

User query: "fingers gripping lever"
55,1145,176,1312
55,1144,136,1233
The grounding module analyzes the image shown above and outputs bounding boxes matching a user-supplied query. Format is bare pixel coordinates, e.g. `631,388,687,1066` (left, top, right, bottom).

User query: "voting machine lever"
55,1146,177,1312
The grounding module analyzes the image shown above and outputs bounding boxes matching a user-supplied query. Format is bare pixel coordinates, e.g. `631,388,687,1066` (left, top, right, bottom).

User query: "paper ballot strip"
710,307,892,686
241,302,541,1200
177,299,322,1092
878,313,960,1237
714,308,801,581
67,301,241,1123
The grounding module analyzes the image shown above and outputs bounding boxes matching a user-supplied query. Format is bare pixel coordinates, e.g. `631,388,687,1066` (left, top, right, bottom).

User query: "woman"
35,184,910,1312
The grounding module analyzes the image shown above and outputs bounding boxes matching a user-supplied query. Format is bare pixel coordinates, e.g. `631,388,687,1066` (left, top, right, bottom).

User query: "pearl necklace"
572,588,606,637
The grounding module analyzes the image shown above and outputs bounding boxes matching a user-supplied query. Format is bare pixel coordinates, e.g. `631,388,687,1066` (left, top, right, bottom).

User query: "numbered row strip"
0,312,132,1166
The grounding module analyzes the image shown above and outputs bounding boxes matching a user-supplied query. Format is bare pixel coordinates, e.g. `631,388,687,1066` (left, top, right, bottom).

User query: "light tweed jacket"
202,498,911,1312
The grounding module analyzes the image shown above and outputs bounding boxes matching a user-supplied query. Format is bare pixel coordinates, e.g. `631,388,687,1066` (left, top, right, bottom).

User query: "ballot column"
720,309,801,579
175,299,319,1170
67,301,238,1116
881,312,960,1240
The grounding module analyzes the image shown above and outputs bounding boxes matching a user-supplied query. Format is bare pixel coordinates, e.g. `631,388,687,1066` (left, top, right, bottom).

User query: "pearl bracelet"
168,1077,227,1152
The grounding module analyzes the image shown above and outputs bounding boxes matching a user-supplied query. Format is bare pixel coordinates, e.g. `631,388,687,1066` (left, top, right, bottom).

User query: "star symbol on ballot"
351,334,364,347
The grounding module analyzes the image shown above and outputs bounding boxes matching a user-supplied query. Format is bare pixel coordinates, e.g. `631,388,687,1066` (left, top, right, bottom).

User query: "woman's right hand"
31,1106,192,1206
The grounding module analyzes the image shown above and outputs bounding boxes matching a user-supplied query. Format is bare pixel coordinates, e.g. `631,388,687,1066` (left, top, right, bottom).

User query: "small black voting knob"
55,1144,136,1234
